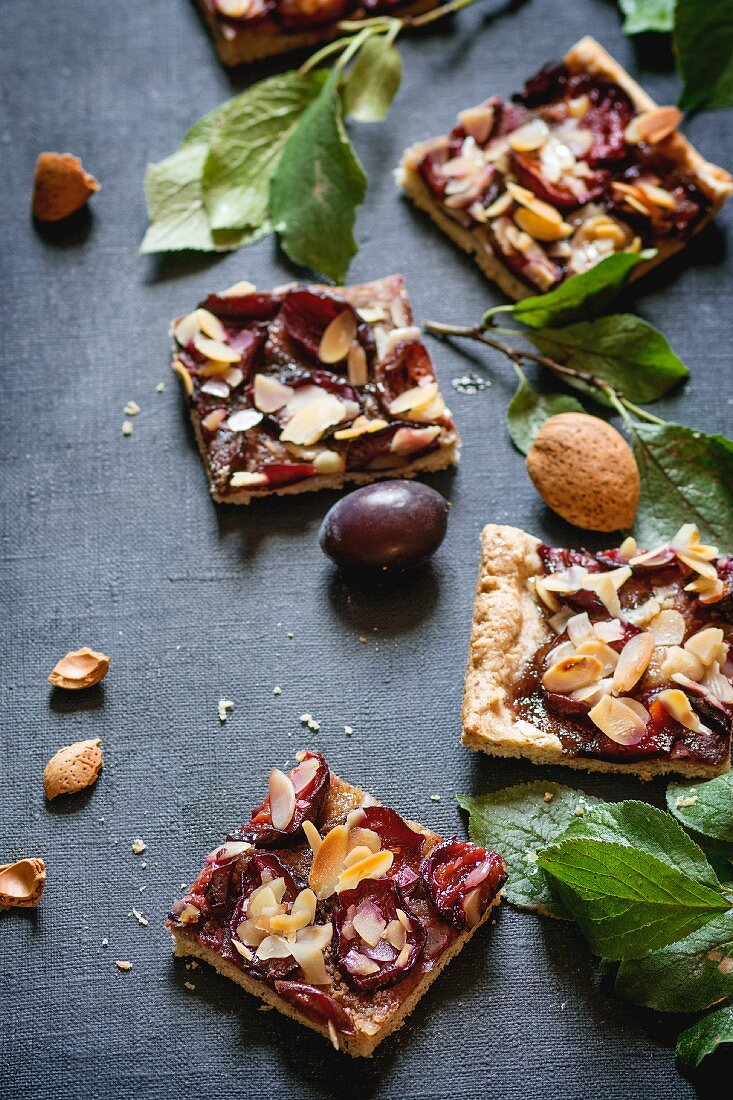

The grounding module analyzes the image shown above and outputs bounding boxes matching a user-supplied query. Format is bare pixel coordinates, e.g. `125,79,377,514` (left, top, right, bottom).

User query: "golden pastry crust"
398,36,733,300
461,524,732,780
196,0,439,66
169,771,504,1056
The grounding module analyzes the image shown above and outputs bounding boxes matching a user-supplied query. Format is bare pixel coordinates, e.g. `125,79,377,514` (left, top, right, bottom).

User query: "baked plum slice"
280,289,362,366
274,980,355,1034
198,290,281,322
228,750,330,846
421,838,507,930
510,150,608,210
334,877,425,991
360,806,425,858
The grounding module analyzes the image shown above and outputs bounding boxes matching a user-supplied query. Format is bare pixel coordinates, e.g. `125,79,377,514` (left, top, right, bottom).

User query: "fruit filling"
171,277,457,497
415,58,710,291
167,751,507,1037
208,0,421,35
511,525,733,765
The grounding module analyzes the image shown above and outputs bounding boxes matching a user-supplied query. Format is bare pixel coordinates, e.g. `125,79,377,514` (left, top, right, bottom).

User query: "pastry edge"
461,523,732,780
196,0,440,66
169,888,503,1057
398,35,732,302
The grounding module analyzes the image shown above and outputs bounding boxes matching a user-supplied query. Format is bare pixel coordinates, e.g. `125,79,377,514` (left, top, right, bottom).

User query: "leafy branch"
141,0,487,279
424,252,733,545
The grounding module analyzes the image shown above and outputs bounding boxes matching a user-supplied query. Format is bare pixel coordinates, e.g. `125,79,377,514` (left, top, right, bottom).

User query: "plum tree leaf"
506,374,585,454
667,774,733,844
676,0,733,111
676,1005,733,1070
618,0,674,34
344,35,403,122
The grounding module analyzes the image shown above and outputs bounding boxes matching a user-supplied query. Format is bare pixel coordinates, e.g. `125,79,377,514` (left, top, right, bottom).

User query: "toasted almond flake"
334,415,388,441
624,106,682,146
458,103,496,143
677,552,719,582
648,609,686,645
357,306,388,323
289,935,331,985
588,694,648,745
574,639,620,676
348,827,381,854
230,471,268,490
655,688,710,734
566,612,595,647
172,311,201,347
253,374,294,414
636,180,677,211
227,409,263,433
515,206,572,242
353,905,388,948
336,849,394,893
313,449,345,475
593,619,626,644
570,677,613,708
217,698,234,722
268,768,296,831
178,903,200,924
508,118,550,152
390,425,441,456
218,278,256,295
318,311,358,364
344,845,375,869
661,645,705,682
347,342,368,387
612,632,655,692
310,823,350,900
388,382,438,417
280,394,345,447
172,358,194,396
685,627,726,667
383,326,421,356
194,335,241,363
200,378,230,399
686,575,725,604
124,401,140,417
543,654,604,693
483,191,513,218
202,408,227,433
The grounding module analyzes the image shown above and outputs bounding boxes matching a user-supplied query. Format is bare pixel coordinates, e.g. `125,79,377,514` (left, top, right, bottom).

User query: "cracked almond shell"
526,412,640,531
32,152,100,222
48,646,109,689
0,858,46,909
43,738,103,800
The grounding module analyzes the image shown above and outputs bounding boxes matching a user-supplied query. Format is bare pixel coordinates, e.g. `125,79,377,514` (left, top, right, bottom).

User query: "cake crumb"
124,400,140,416
259,1004,273,1012
101,938,109,948
574,806,586,816
156,382,166,393
131,908,149,927
122,420,133,437
358,636,367,644
676,794,698,808
184,981,196,991
131,838,147,855
115,960,132,972
218,698,234,723
273,686,282,696
429,794,441,802
544,791,554,803
287,632,293,640
344,725,353,737
140,860,147,869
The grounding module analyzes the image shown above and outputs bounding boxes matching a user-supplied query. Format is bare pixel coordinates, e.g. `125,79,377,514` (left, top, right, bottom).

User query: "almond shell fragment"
48,647,109,690
43,738,104,800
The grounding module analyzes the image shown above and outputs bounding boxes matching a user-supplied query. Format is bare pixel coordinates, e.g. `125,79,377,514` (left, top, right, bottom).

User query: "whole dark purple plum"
319,481,449,570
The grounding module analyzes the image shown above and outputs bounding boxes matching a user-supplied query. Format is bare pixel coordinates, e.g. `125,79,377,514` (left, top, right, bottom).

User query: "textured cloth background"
1,0,732,1096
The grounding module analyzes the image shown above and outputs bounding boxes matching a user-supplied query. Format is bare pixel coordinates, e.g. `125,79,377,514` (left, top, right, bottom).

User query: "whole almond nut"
43,738,103,800
48,647,109,690
0,858,46,909
526,413,640,531
32,152,100,222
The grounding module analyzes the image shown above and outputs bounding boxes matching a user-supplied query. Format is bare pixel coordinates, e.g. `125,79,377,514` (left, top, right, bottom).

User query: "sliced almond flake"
193,335,241,364
313,449,345,475
347,343,368,387
661,646,705,682
336,849,394,893
280,394,345,447
230,471,268,489
625,106,682,145
268,768,296,830
172,311,201,347
232,940,254,961
219,279,256,296
302,819,322,855
508,118,549,152
327,1020,339,1050
334,415,388,441
223,367,243,389
686,575,725,604
574,638,620,676
677,552,719,582
543,654,604,693
612,632,655,692
588,695,648,745
202,408,227,433
655,688,710,734
227,409,263,433
253,374,294,413
648,609,685,646
289,936,331,985
356,306,387,324
383,326,421,356
483,191,513,218
685,627,726,667
391,425,441,455
566,612,594,647
593,619,625,644
318,311,358,364
309,823,350,900
388,382,438,417
201,378,230,399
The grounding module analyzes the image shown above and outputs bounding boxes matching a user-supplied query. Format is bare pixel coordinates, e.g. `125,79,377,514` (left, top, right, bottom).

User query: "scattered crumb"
131,838,147,855
574,806,586,816
344,725,353,737
218,698,234,723
287,632,293,640
181,883,187,891
184,981,196,991
115,961,132,972
122,420,133,437
101,938,108,948
273,686,282,696
676,794,699,808
358,636,367,644
99,817,105,824
139,886,147,894
451,372,490,395
131,908,149,927
156,382,166,393
189,961,198,969
429,794,441,802
124,400,140,417
259,1004,273,1012
140,860,147,870
544,792,554,803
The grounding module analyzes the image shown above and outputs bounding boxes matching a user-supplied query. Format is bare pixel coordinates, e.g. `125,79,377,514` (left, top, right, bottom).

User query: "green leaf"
141,141,253,254
676,0,733,111
506,375,585,454
631,422,733,547
616,912,733,1012
457,782,604,917
667,774,733,844
529,314,688,405
270,71,367,282
536,838,729,959
618,0,674,34
485,250,655,330
559,800,722,890
344,35,402,123
202,71,328,234
677,1005,733,1070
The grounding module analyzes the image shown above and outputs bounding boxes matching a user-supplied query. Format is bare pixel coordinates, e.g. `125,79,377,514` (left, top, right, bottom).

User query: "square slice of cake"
197,0,440,66
398,36,732,299
171,275,459,503
167,750,506,1055
462,523,733,779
